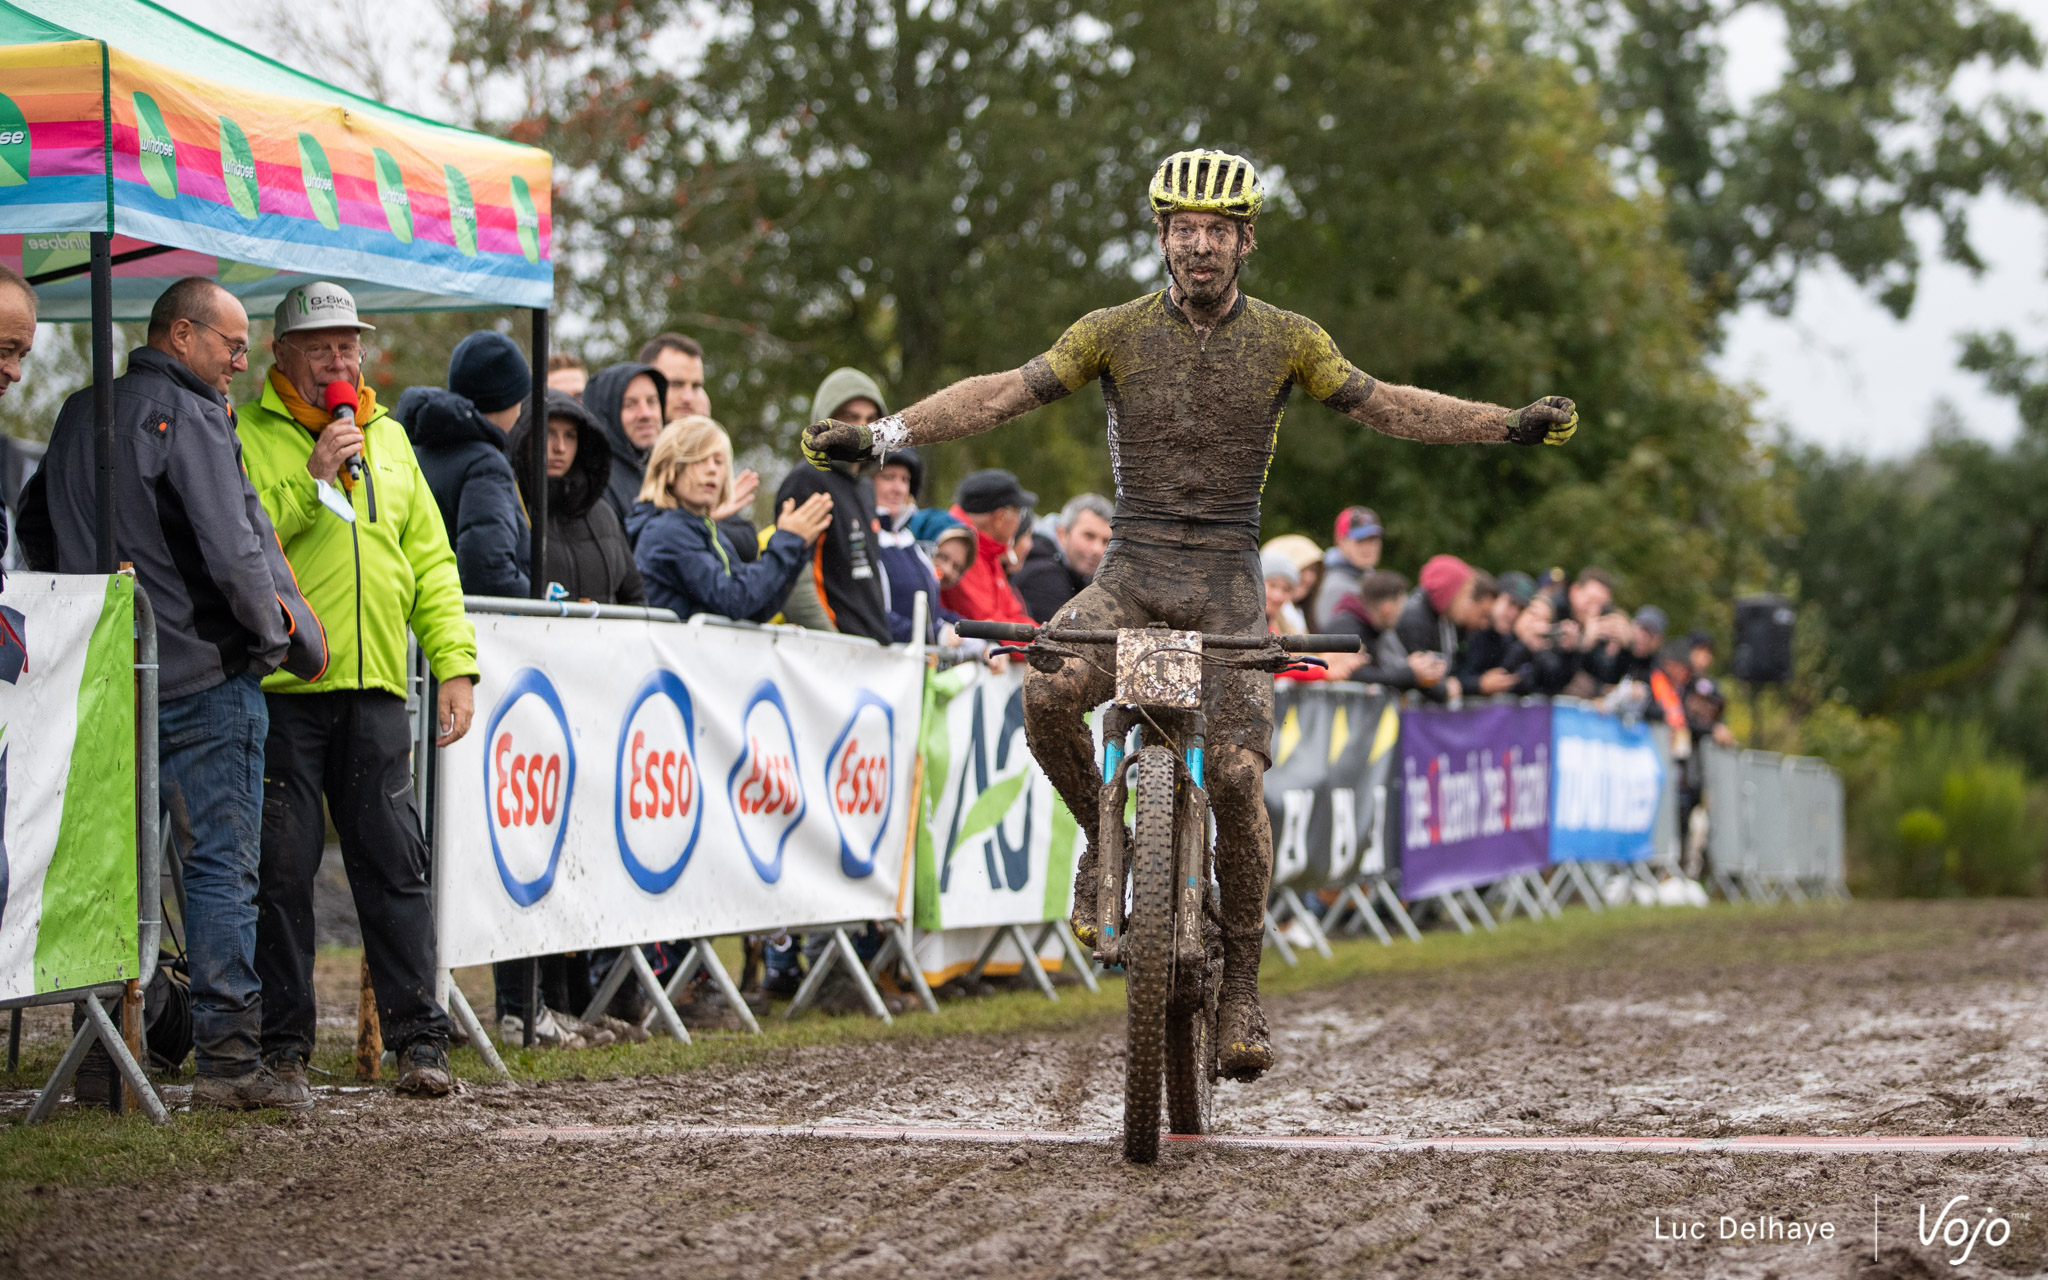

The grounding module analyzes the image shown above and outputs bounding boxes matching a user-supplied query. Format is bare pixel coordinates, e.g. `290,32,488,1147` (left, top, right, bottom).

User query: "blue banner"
1549,703,1665,863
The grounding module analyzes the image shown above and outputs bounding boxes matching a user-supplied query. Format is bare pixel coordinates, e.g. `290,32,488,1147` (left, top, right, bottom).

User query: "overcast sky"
175,0,2048,458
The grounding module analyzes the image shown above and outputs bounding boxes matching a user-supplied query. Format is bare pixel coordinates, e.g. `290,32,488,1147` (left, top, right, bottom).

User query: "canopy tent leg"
91,233,115,573
528,308,549,601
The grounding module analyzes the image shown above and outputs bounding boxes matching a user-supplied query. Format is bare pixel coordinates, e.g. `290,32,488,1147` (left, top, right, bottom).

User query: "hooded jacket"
238,372,477,696
875,505,955,644
38,347,324,698
628,501,811,623
508,390,644,605
585,361,669,526
938,507,1033,624
397,385,529,600
774,462,891,643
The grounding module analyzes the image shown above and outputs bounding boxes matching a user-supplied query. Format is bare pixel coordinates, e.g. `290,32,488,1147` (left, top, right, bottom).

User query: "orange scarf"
268,368,379,490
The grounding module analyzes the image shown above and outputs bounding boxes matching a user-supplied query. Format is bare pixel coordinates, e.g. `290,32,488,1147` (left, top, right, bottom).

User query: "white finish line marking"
494,1123,2048,1156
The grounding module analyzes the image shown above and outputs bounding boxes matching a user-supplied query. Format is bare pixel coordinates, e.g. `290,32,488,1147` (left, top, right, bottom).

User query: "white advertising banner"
434,614,924,969
913,664,1081,935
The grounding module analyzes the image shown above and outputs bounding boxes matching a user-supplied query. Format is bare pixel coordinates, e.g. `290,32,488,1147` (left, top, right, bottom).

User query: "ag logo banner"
914,665,1079,932
1263,682,1400,891
436,615,922,969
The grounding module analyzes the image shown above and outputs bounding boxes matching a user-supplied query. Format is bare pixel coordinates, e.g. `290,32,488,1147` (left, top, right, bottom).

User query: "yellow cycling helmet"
1148,149,1265,220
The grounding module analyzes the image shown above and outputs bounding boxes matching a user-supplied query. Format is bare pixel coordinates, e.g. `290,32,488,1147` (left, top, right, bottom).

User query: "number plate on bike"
1116,629,1203,709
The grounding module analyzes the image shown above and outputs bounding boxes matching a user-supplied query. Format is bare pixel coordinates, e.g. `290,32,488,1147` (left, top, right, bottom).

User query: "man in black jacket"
398,330,531,599
1011,492,1112,623
36,277,324,1112
778,368,893,642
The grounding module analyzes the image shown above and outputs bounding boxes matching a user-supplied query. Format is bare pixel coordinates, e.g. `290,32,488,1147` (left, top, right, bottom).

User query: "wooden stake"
355,958,382,1081
120,979,144,1110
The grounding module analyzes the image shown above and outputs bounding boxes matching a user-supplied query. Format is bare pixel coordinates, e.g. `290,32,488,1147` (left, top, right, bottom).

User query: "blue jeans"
159,669,268,1077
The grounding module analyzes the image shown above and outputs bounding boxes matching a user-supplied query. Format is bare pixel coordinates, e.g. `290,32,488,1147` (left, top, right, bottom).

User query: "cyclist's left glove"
1504,395,1578,446
801,419,876,471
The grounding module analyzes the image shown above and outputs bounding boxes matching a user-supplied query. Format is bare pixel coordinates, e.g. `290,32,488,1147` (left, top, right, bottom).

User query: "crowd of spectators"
1258,506,1738,758
0,260,1748,1086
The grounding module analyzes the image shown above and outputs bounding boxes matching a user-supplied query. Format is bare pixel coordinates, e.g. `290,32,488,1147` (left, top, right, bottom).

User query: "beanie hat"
1419,554,1473,614
810,366,888,424
1260,548,1300,588
448,331,532,414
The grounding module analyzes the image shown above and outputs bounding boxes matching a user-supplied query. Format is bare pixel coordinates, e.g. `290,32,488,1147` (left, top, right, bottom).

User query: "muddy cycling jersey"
1020,290,1375,551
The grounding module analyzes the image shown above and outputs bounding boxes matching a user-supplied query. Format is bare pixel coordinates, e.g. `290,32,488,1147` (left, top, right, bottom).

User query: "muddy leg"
1024,650,1113,943
1207,743,1274,1080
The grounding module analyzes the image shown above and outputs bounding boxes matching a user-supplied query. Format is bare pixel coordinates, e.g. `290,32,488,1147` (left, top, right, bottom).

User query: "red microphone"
322,381,362,482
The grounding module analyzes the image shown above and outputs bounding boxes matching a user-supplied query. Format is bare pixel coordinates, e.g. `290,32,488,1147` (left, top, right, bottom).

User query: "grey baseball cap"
273,281,376,336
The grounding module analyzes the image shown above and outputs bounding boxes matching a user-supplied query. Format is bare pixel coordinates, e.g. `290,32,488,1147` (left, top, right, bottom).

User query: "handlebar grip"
1280,633,1363,654
954,620,1041,644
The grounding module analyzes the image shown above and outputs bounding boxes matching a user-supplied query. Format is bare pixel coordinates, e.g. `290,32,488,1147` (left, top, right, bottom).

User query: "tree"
443,0,2041,629
1545,0,2048,321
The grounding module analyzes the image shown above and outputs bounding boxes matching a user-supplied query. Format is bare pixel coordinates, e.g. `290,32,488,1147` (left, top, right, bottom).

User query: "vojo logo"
372,148,413,243
0,93,30,188
511,174,541,263
823,692,894,879
613,670,701,894
726,682,805,884
216,116,259,219
442,164,478,257
132,92,178,199
295,132,340,230
482,668,575,907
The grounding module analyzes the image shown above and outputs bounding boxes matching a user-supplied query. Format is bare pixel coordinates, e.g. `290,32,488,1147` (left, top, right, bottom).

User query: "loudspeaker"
1732,594,1795,684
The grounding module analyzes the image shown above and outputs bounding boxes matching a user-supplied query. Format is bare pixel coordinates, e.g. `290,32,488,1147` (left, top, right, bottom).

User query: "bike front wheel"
1122,746,1178,1164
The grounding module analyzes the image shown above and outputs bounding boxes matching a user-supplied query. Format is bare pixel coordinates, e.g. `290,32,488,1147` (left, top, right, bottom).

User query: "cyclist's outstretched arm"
1342,380,1578,448
801,363,1062,466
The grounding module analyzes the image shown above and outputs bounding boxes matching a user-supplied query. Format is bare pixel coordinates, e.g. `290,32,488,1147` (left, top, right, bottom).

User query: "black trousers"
256,690,451,1060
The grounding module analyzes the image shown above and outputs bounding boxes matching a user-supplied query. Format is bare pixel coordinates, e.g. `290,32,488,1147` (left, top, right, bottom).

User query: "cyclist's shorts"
1040,539,1273,762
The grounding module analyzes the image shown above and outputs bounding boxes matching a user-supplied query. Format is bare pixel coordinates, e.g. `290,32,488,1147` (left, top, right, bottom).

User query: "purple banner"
1399,704,1551,899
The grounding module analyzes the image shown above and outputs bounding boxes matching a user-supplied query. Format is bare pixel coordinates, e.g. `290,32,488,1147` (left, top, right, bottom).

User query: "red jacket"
939,508,1033,624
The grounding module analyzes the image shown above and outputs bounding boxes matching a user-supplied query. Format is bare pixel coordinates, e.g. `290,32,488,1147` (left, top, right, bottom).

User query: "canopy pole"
90,233,115,574
529,308,549,601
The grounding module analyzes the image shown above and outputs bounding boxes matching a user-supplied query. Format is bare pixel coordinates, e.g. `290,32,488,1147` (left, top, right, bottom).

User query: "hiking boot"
266,1054,310,1092
590,1013,652,1045
395,1039,454,1097
193,1064,313,1113
1215,988,1273,1083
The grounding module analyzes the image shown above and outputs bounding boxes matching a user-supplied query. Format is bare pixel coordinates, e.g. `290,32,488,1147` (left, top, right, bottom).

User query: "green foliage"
1848,718,2043,897
1548,0,2048,319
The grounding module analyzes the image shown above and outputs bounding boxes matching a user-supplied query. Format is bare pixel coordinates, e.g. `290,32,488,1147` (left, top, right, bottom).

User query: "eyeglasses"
190,318,250,361
284,336,364,362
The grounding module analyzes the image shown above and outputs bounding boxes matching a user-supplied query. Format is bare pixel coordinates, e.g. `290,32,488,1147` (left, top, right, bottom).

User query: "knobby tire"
1122,748,1177,1164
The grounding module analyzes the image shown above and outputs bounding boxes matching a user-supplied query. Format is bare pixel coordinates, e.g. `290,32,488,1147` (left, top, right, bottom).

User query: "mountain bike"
956,619,1360,1162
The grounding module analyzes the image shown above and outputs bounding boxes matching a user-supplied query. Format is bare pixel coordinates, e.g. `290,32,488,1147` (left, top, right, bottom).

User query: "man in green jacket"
238,281,478,1098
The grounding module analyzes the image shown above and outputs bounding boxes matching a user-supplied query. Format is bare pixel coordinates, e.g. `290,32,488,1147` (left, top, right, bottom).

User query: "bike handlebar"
953,620,1361,654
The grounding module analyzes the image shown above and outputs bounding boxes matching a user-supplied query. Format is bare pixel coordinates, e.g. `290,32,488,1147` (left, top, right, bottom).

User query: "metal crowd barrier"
1704,745,1848,902
11,582,167,1124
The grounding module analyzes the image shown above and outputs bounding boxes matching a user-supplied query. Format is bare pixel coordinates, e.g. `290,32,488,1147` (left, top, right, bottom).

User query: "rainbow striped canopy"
0,0,553,320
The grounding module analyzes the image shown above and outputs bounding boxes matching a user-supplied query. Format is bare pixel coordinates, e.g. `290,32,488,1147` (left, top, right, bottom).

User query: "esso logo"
613,670,701,894
824,692,895,879
482,668,574,906
725,681,806,884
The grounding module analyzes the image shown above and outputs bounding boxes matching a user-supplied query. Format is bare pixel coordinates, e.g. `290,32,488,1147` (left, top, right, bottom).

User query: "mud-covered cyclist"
803,150,1577,1081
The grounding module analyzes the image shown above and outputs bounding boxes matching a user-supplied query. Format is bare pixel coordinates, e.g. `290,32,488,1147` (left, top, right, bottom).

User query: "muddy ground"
9,900,2048,1277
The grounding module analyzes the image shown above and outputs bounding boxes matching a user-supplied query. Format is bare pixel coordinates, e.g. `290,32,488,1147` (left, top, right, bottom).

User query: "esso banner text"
434,613,923,968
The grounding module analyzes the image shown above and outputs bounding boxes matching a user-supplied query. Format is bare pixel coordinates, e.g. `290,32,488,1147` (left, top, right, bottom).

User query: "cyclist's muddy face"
1158,212,1252,310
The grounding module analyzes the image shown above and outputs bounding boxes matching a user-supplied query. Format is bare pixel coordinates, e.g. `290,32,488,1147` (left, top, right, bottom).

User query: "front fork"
1091,713,1209,974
